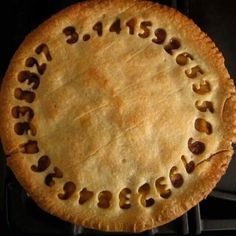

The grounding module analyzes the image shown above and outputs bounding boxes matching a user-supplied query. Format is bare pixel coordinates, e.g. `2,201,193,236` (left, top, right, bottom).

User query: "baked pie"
0,0,235,232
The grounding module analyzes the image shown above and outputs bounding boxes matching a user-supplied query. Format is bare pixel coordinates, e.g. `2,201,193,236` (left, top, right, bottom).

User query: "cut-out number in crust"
18,71,40,90
19,140,39,154
93,22,103,37
155,177,172,199
45,167,63,187
176,52,193,66
14,88,35,103
193,80,211,95
12,106,34,120
79,188,94,205
35,43,52,61
152,28,166,44
185,65,204,79
188,138,205,155
138,21,152,38
97,191,112,209
63,26,79,44
169,166,184,188
195,118,213,135
25,57,46,75
31,155,51,172
138,183,155,207
58,181,76,200
126,18,136,35
181,155,195,174
109,19,121,34
195,100,214,113
119,188,132,209
14,122,36,136
164,38,181,55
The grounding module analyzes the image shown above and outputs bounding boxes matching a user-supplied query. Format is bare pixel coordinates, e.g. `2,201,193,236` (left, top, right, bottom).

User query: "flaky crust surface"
0,0,235,232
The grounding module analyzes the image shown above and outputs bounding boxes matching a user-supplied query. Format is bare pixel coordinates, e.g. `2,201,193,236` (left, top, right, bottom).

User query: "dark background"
0,0,236,235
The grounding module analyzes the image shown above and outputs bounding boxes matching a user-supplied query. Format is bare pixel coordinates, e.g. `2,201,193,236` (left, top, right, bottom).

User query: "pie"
0,0,235,232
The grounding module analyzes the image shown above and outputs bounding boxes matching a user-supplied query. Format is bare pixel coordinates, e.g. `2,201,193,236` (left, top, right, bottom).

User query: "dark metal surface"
189,0,236,79
0,0,236,235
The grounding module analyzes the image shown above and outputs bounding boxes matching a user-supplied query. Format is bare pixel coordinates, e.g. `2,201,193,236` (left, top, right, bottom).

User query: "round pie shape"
0,0,235,232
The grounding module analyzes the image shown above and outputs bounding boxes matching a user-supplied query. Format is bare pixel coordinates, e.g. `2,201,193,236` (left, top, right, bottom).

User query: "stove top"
0,0,236,235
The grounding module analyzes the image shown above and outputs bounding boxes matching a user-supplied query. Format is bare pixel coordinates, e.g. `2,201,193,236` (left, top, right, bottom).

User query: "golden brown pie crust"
0,0,236,232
